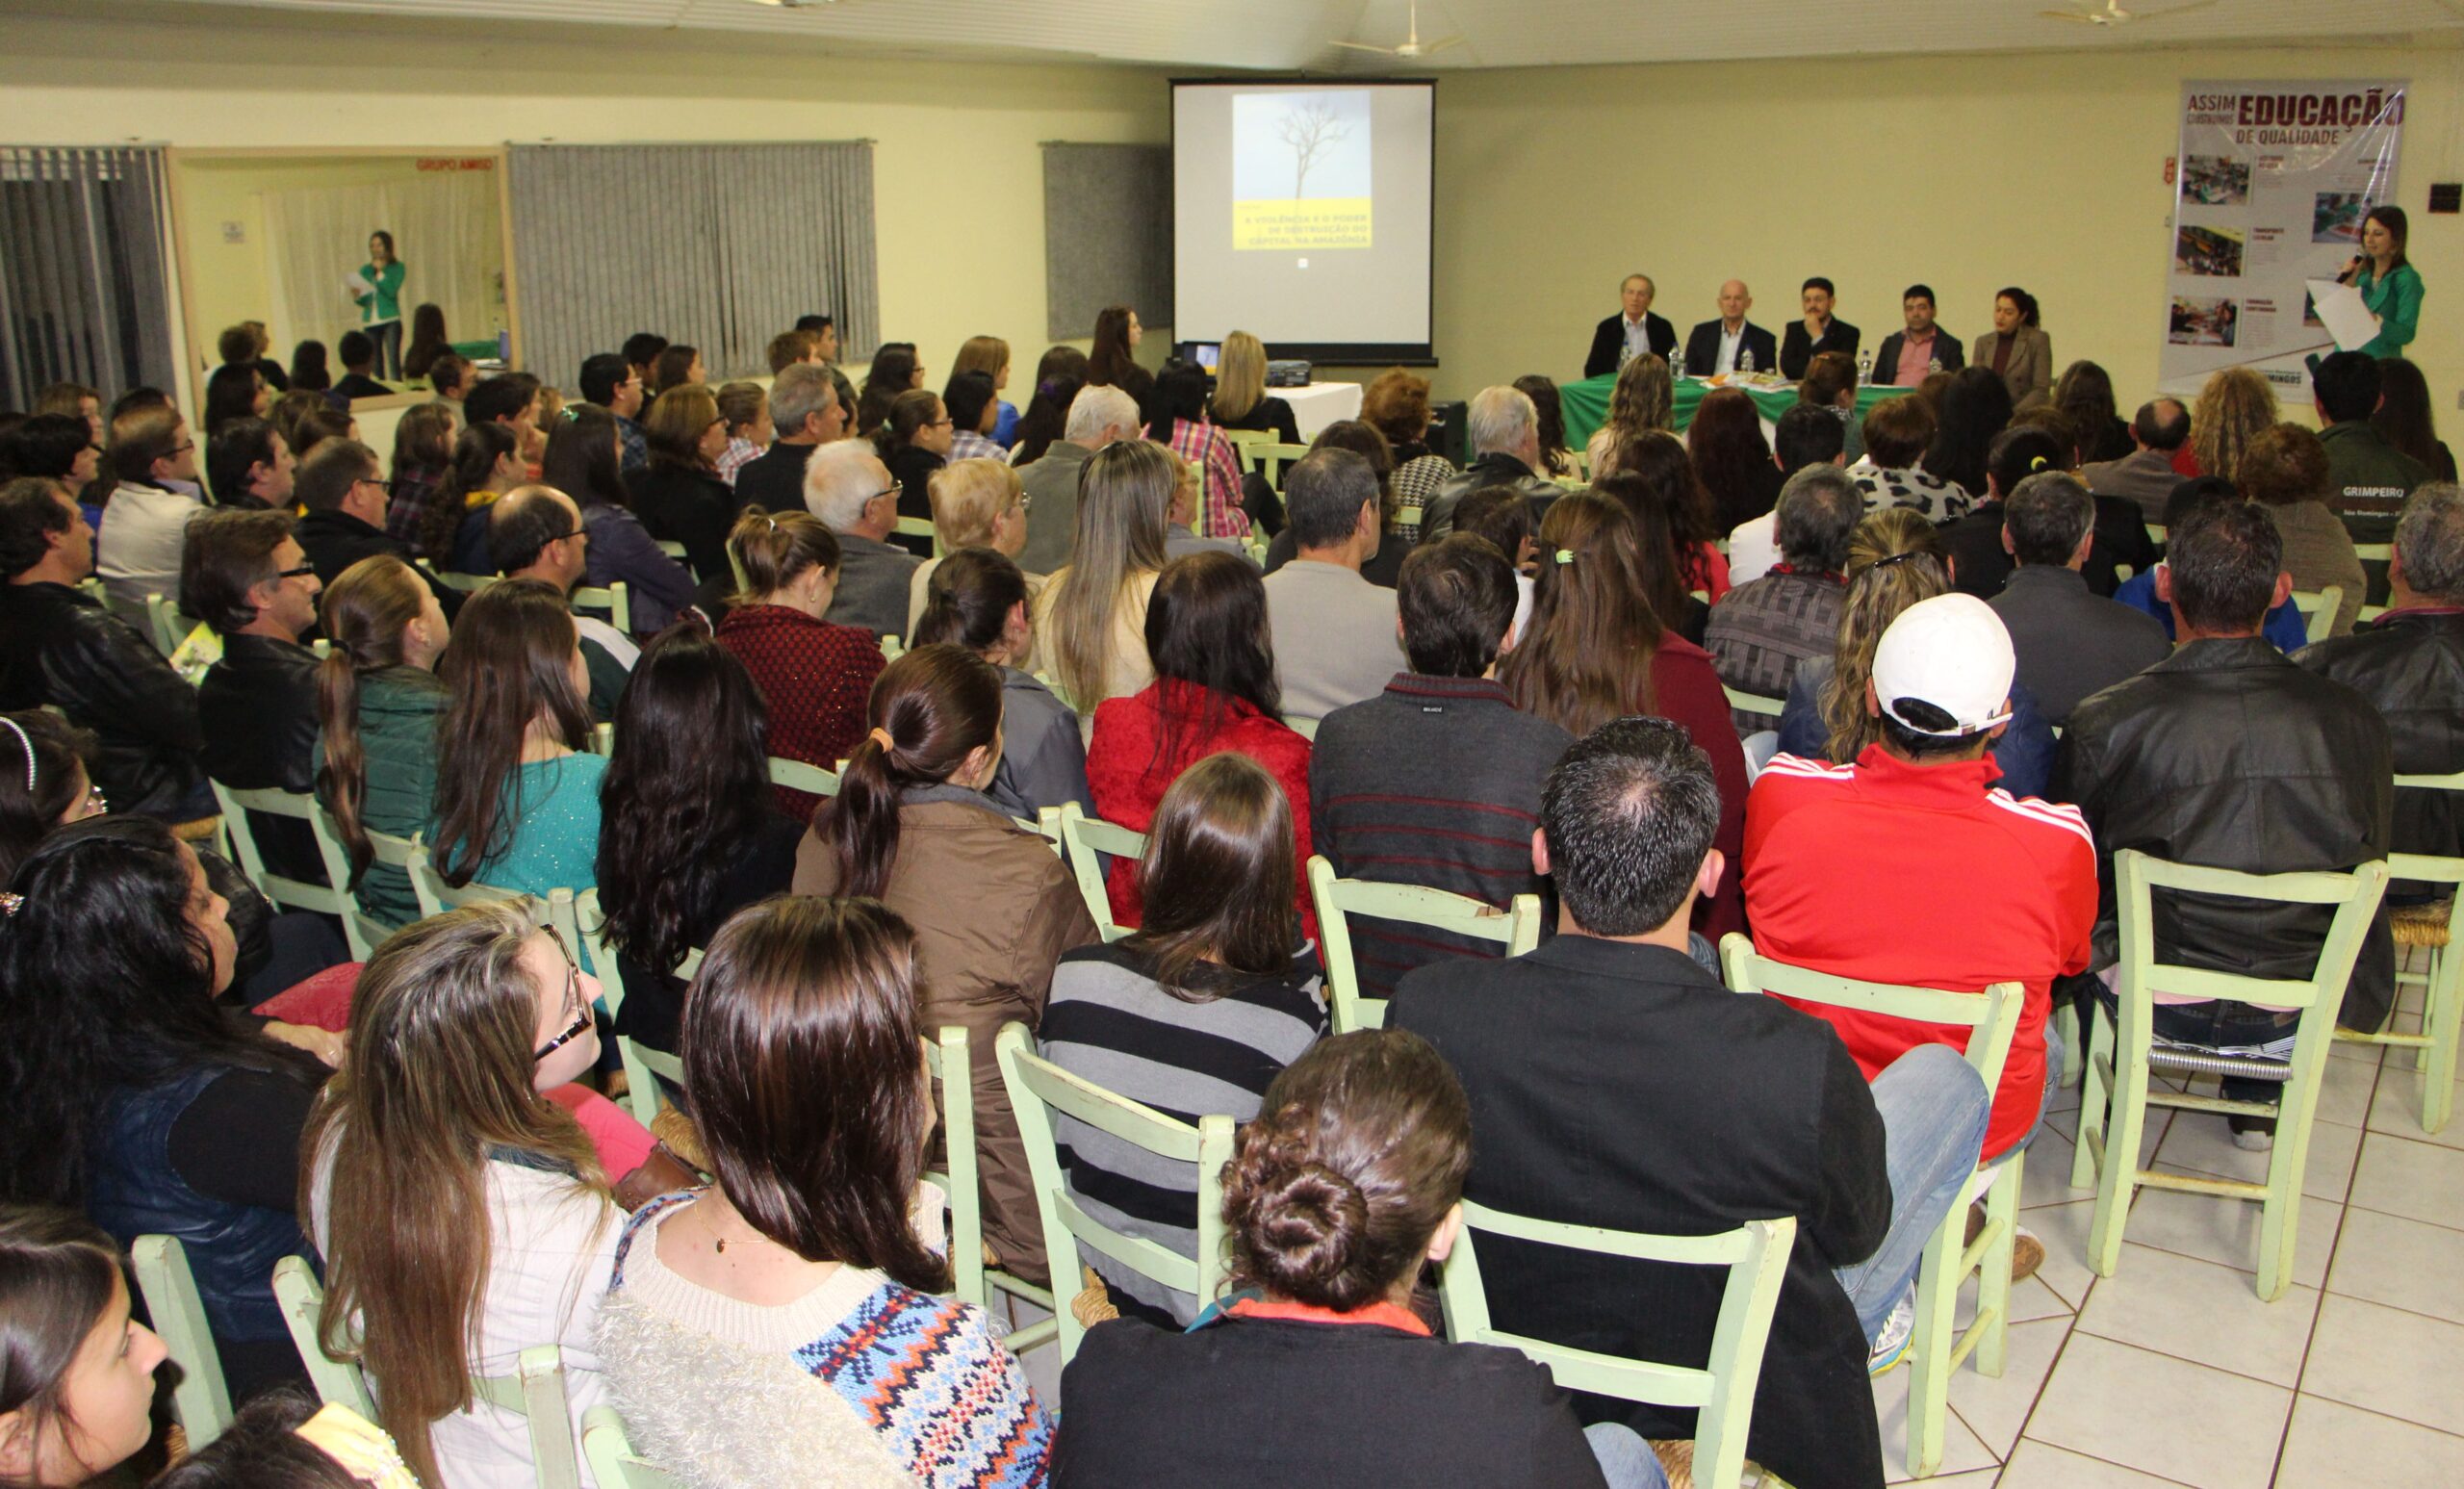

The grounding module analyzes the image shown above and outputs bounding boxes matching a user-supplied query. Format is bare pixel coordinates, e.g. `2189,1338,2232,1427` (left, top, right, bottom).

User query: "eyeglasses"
355,477,394,496
869,481,903,504
276,563,318,580
532,927,594,1062
169,442,195,456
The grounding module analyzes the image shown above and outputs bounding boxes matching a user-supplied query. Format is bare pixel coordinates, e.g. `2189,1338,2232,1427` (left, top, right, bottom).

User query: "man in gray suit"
2080,398,2192,525
1016,385,1140,575
1989,472,2171,723
805,440,920,640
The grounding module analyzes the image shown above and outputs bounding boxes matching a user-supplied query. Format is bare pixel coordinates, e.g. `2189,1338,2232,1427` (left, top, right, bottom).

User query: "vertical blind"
0,146,176,411
506,142,877,393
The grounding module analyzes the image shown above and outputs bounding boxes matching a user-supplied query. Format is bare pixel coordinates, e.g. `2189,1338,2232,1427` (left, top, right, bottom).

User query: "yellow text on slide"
1233,197,1373,251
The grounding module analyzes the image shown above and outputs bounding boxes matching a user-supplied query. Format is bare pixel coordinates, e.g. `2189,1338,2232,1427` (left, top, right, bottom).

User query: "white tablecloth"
1281,381,1363,441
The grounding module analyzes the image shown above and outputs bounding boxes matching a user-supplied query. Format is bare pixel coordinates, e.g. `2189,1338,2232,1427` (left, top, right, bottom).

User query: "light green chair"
589,721,615,757
570,580,631,635
2290,585,2343,645
1221,427,1276,475
580,1406,680,1489
1283,714,1322,741
307,803,418,963
1307,857,1542,1034
272,1256,375,1417
2336,771,2464,1133
923,1025,1058,1353
209,783,351,924
143,591,192,658
1722,684,1786,722
993,1023,1234,1364
130,1236,233,1448
766,755,841,798
1438,1205,1795,1489
572,892,693,1128
404,840,583,951
2070,850,2391,1301
892,515,941,558
1720,934,2023,1479
1055,802,1147,943
1256,442,1313,491
653,540,688,562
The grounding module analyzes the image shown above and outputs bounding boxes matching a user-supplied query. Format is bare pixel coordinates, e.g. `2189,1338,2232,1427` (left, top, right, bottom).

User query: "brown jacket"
793,787,1098,1284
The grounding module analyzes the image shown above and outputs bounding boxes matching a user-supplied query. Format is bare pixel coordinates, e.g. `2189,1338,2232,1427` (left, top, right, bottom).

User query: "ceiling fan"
1332,0,1464,59
2039,0,2220,25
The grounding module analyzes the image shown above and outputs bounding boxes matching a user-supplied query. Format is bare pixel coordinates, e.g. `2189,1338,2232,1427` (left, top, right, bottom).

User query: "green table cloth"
1559,373,1901,450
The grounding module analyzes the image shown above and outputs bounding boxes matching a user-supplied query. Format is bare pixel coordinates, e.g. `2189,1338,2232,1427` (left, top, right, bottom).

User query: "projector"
1266,359,1312,388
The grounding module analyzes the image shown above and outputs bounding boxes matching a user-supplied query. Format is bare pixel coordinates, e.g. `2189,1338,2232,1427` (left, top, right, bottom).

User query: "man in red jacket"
1744,593,2098,1278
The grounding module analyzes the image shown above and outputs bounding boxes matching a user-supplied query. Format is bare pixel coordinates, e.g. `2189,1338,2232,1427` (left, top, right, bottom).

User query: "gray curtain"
506,142,877,394
0,146,175,410
1041,143,1171,343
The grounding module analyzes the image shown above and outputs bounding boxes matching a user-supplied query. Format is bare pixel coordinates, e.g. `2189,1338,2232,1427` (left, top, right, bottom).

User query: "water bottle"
1739,347,1757,377
497,328,511,365
1928,354,1942,376
1857,348,1874,387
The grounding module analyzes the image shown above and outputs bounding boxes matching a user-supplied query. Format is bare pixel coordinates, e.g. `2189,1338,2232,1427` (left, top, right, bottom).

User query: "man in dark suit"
1778,277,1861,380
1582,273,1677,380
1681,280,1779,377
1869,284,1966,388
732,363,844,517
1391,716,1989,1489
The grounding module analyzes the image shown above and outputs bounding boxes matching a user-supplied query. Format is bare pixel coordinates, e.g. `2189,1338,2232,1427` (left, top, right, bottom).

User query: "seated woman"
1209,331,1301,445
2240,423,2367,637
1033,440,1176,717
950,335,1017,449
597,629,804,1060
596,897,1055,1485
878,388,951,527
313,555,449,930
1513,373,1576,479
0,1207,170,1489
0,818,330,1401
424,422,526,573
712,379,771,488
1151,359,1250,541
0,711,107,884
625,384,735,587
540,404,699,634
908,457,1033,639
1010,346,1089,469
791,647,1097,1286
715,508,884,823
1360,368,1455,545
304,902,620,1489
431,579,605,896
1052,1030,1658,1489
913,547,1091,820
1040,753,1324,1327
1690,386,1784,533
1584,352,1676,480
1085,552,1316,942
383,402,455,553
1598,429,1730,603
942,369,1005,465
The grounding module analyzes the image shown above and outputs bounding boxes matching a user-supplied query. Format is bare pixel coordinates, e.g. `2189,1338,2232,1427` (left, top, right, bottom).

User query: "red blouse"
1650,636,1750,940
716,603,885,822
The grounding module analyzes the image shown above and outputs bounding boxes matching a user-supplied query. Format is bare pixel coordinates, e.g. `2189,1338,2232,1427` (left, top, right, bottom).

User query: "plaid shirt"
715,437,763,488
615,414,650,475
1164,419,1252,540
949,429,1006,464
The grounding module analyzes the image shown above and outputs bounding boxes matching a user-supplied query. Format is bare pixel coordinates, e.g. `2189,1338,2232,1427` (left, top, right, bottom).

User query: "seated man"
1706,466,1861,727
1420,386,1562,541
2315,349,2431,512
1262,449,1406,721
1939,427,2067,603
328,330,392,402
187,507,325,881
1016,385,1138,575
2114,477,2310,652
579,351,651,475
806,440,922,641
1778,276,1861,380
1681,279,1778,377
2080,398,2192,524
1583,271,1677,379
1988,472,2171,723
1870,284,1964,388
204,418,295,512
426,351,473,413
0,478,209,823
1747,594,2096,1277
1312,534,1574,999
93,404,206,614
1393,716,1989,1489
487,484,637,719
2060,501,2394,1146
291,439,463,619
1724,405,1846,585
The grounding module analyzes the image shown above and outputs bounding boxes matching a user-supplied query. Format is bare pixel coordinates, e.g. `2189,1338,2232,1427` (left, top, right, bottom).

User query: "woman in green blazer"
353,229,407,379
2341,205,2424,360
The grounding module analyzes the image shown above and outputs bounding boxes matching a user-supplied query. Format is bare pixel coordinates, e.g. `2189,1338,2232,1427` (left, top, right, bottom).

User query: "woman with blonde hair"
951,333,1019,447
1777,507,2057,796
1207,330,1300,444
312,555,449,930
2190,366,2278,487
715,507,884,821
1032,438,1176,715
907,457,1030,637
1584,352,1675,476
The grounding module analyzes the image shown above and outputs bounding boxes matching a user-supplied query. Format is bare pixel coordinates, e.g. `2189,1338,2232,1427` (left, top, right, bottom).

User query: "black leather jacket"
2296,607,2464,867
2058,637,2396,1032
199,633,326,885
1420,451,1561,542
0,581,205,819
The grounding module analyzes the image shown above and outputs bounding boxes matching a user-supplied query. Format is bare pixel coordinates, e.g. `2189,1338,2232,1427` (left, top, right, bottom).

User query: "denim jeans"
369,318,402,379
2097,984,2297,1105
1831,1044,1992,1343
1585,1422,1671,1489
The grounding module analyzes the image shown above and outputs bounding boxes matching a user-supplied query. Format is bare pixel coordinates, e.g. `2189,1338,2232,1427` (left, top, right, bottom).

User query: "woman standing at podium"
2339,205,2423,359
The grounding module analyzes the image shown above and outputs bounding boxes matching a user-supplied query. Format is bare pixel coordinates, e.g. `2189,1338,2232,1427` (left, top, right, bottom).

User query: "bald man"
1683,279,1778,378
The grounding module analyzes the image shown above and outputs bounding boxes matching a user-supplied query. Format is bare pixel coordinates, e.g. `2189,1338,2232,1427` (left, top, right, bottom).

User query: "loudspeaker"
1424,399,1470,468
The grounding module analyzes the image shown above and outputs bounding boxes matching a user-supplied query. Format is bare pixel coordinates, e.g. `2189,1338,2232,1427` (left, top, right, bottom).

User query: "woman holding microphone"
2338,205,2423,359
353,230,406,380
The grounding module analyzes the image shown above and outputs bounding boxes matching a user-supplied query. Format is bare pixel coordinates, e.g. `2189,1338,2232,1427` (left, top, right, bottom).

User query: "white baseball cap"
1871,594,2015,737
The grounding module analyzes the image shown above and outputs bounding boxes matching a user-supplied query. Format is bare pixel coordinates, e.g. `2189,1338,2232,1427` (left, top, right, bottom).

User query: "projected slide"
1232,90,1373,251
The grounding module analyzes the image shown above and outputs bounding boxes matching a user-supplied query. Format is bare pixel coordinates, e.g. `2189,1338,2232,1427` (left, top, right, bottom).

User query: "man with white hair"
1018,384,1140,574
805,439,919,640
1420,386,1563,541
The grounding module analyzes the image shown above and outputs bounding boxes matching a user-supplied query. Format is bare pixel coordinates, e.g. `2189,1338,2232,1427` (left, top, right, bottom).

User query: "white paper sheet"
2304,279,2381,351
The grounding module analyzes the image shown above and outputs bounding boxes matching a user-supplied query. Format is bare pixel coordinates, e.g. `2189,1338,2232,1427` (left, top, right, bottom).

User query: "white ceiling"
125,0,2464,69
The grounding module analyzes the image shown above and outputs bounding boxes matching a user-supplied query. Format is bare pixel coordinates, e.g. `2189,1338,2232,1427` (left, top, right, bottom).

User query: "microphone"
2335,256,2364,286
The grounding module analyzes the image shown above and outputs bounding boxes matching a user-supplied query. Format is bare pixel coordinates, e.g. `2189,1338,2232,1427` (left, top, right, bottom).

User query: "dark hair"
1996,287,2040,327
942,369,997,437
728,506,839,603
1799,349,1858,410
683,897,947,1292
285,404,353,464
0,1207,130,1484
650,345,700,396
216,324,257,367
292,438,379,514
1011,347,1088,466
578,353,632,408
367,228,396,261
464,372,540,432
1512,375,1571,476
1221,1029,1469,1311
713,379,763,439
795,314,834,334
202,363,263,435
1398,534,1517,678
1144,552,1282,774
1773,466,1863,571
0,711,94,885
1987,426,2066,502
1450,486,1534,571
2365,203,2410,269
1542,714,1721,937
106,407,182,486
2312,350,2382,425
1502,493,1663,736
268,392,331,459
911,547,1027,655
540,403,629,512
425,352,473,399
872,389,942,460
2237,423,2330,507
825,646,1003,898
1126,753,1296,997
2161,474,2243,531
1149,358,1210,437
2168,501,2283,634
2134,398,2192,452
1862,396,1935,470
1592,447,1702,631
146,1390,368,1489
484,486,577,576
1903,284,1937,308
857,346,919,438
290,341,330,392
336,330,375,373
1774,403,1846,475
622,332,669,372
2004,472,2095,567
2053,360,2118,441
1305,420,1396,495
0,478,72,581
431,579,590,886
180,507,293,634
206,418,281,508
642,383,718,474
0,415,93,485
1283,448,1380,551
1924,367,2015,496
1802,275,1836,297
1088,305,1140,389
1688,388,1775,520
314,556,434,887
401,303,449,379
423,422,519,565
597,630,775,974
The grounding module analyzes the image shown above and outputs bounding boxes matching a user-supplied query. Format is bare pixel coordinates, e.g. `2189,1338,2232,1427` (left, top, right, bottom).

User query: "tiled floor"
1866,974,2464,1489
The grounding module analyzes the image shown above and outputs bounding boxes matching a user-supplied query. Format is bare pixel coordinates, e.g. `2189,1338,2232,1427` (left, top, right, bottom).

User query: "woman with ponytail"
791,645,1097,1284
911,546,1091,819
311,556,448,929
714,507,884,822
1050,1030,1656,1489
423,421,525,572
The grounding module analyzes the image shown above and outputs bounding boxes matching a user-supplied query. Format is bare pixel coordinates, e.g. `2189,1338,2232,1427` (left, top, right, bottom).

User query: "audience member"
1799,349,1867,464
1450,486,1537,642
877,387,951,526
802,438,920,639
907,456,1031,634
1033,436,1174,713
715,507,882,819
855,343,922,435
34,382,104,446
312,555,448,931
766,327,822,375
1086,303,1154,424
1939,426,2067,602
1706,465,1861,721
484,485,635,716
1210,330,1302,444
2190,367,2278,487
289,341,330,394
2372,356,2456,483
1874,285,1964,387
218,321,288,394
649,344,705,397
732,361,844,518
1780,276,1861,380
1729,405,1851,585
1988,472,2172,721
1010,345,1090,469
403,305,449,380
203,362,270,436
0,414,101,528
1019,384,1140,576
579,351,650,475
596,897,1055,1481
92,405,204,612
1500,493,1747,936
1151,358,1251,540
1394,716,1989,1489
1584,351,1675,481
430,578,605,896
1920,366,2014,502
2059,501,2394,1146
1423,385,1559,540
707,379,770,491
424,421,525,574
792,648,1097,1283
1585,270,1678,379
538,403,699,633
2007,402,2161,598
626,382,735,587
2080,398,2193,522
1263,449,1406,721
1514,374,1575,479
327,332,390,402
2240,423,2367,635
292,438,464,623
1692,386,1784,532
1260,421,1403,582
913,547,1091,820
271,396,351,467
1362,367,1453,542
427,350,474,410
145,1391,430,1489
0,1208,170,1488
462,372,541,467
1849,394,1969,523
620,332,667,394
187,509,325,880
0,711,106,886
2314,349,2431,510
2113,477,2310,651
949,335,1017,447
2053,360,2134,465
381,402,451,549
1681,279,1777,376
1598,431,1729,610
943,367,1005,464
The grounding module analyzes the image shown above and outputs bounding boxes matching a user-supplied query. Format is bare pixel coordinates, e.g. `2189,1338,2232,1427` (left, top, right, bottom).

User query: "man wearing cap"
1746,593,2098,1271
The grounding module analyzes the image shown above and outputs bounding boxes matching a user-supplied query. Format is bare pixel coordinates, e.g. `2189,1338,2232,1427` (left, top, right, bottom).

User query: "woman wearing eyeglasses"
303,899,620,1489
876,388,954,529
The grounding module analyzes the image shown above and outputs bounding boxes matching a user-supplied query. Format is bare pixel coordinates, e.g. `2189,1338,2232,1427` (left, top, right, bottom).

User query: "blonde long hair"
1820,509,1950,762
1043,440,1173,712
2191,367,2278,488
1595,353,1675,468
1211,331,1269,424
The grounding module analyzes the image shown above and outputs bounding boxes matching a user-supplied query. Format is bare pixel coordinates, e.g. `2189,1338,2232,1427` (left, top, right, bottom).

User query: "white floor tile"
2018,1197,2105,1311
2073,1243,2320,1386
1999,1438,2199,1487
2151,1109,2364,1204
1942,1314,2071,1459
2311,1056,2381,1128
2324,1206,2464,1325
2348,1130,2464,1229
2302,1293,2464,1436
2027,1333,2291,1489
2031,1108,2168,1208
2275,1395,2464,1487
2364,1065,2464,1149
2115,1187,2339,1292
1872,1356,1998,1483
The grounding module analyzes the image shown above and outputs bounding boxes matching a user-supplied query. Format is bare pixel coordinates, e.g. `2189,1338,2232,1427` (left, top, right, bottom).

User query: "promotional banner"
2160,80,2404,397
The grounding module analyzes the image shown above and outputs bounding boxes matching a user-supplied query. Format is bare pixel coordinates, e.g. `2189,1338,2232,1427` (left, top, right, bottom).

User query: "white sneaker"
1868,1289,1915,1376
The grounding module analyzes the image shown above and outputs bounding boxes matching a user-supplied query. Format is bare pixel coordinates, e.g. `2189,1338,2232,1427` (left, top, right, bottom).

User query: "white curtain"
261,168,502,361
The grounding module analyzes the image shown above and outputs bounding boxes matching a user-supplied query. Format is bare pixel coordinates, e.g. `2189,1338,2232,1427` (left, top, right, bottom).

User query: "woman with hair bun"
715,507,884,822
1051,1029,1660,1489
0,1207,167,1487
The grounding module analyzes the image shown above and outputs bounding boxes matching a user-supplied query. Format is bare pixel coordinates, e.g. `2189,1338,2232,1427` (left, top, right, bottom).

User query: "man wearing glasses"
188,508,331,886
292,439,465,619
93,406,207,615
805,439,920,641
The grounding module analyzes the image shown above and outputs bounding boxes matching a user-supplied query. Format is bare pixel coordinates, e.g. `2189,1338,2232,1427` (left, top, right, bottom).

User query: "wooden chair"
1221,427,1276,475
766,755,841,798
579,1407,680,1489
307,803,418,963
2069,850,2390,1301
573,892,695,1128
2335,771,2464,1133
1722,684,1786,722
130,1236,233,1448
404,840,583,952
2290,585,2343,645
994,1023,1233,1363
1307,857,1542,1034
652,540,688,562
1256,442,1313,491
209,783,352,924
570,580,631,635
1720,934,2023,1478
923,1025,1059,1352
1439,1205,1795,1489
271,1256,375,1417
1054,802,1146,942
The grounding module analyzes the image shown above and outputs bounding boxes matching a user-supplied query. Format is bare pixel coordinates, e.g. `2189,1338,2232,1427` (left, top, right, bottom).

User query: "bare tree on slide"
1277,102,1351,198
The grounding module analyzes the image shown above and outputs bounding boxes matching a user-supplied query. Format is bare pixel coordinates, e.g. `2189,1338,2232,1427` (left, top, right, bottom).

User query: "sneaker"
2229,1112,2276,1152
1868,1290,1915,1376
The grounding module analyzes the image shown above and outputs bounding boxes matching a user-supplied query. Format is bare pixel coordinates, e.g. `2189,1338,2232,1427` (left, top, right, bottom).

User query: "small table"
1280,381,1364,441
1559,372,1901,450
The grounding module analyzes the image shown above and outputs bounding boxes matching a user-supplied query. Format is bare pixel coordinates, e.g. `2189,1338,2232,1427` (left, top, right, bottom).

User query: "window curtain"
506,142,877,393
0,146,175,410
260,167,504,364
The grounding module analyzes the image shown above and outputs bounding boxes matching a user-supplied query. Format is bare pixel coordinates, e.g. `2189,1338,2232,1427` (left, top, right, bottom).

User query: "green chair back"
922,1025,1059,1352
892,515,942,559
1055,803,1146,943
308,802,417,963
1722,684,1786,720
574,889,696,1128
210,783,352,923
570,580,631,636
130,1236,233,1448
2348,769,2464,1133
580,1406,681,1489
653,540,688,562
1438,1205,1794,1489
2290,585,2343,645
404,840,583,949
272,1255,376,1417
1718,935,2023,1090
1282,714,1322,741
1221,427,1276,475
994,1023,1233,1363
1257,442,1313,491
766,755,842,798
1308,856,1542,1033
